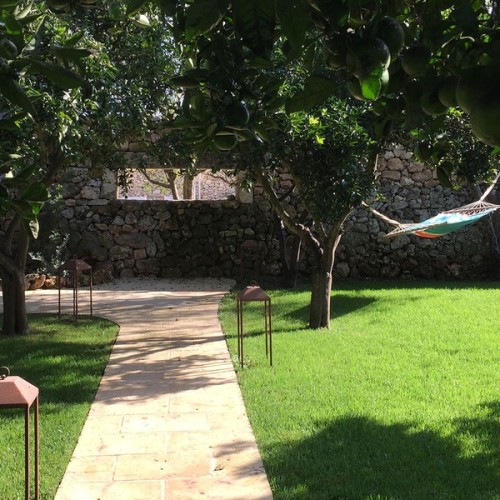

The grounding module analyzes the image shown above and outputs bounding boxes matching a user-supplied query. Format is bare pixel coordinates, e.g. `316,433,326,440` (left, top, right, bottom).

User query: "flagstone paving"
23,278,273,500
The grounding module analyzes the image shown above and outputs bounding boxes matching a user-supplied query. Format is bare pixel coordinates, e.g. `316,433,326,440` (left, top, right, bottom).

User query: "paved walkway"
22,278,273,500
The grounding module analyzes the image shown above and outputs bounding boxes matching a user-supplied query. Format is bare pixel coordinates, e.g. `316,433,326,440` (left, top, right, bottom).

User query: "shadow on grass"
265,402,500,500
331,293,377,319
0,315,116,405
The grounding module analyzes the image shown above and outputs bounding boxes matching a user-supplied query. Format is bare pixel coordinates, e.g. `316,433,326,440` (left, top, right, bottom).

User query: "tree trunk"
0,219,30,335
309,268,332,329
0,133,65,335
286,236,302,288
166,171,181,200
274,215,302,288
308,223,343,329
1,269,28,335
183,173,194,199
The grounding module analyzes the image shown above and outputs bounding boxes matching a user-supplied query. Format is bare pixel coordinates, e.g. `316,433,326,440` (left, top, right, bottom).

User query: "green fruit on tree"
455,67,492,113
189,93,211,121
437,76,458,107
324,35,347,69
470,91,500,146
380,68,390,87
375,16,405,58
327,53,346,69
225,102,250,129
346,77,365,100
347,37,391,79
400,45,431,77
214,133,238,151
420,85,448,115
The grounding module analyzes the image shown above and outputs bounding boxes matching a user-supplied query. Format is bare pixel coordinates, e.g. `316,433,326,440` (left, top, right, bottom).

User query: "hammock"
384,200,500,239
366,171,500,239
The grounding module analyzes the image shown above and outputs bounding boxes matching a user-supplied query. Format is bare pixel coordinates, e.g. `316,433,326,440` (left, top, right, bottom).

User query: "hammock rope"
364,170,500,239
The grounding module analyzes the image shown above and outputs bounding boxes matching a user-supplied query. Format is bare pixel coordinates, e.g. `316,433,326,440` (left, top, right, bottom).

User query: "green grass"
220,281,500,500
0,314,118,500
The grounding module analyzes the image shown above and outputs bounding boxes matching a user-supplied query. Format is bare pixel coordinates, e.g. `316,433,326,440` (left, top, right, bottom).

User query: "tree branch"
255,169,322,253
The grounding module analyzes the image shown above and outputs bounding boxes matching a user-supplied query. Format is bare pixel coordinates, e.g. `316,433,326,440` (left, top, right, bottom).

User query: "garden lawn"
220,281,500,500
0,314,118,500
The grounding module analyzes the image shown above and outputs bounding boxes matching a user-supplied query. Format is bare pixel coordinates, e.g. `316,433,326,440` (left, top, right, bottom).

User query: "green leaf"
437,165,453,187
107,26,123,35
254,122,269,141
14,2,33,20
131,13,150,27
275,0,310,59
360,75,382,100
232,0,275,57
0,1,17,9
0,198,33,219
52,45,92,62
0,166,37,189
0,77,38,118
29,60,85,89
12,162,36,184
65,30,85,46
17,13,41,26
27,218,39,239
20,182,48,202
452,0,479,35
0,184,8,199
0,111,24,129
185,0,228,40
3,9,22,34
285,75,337,114
30,201,43,216
126,0,147,15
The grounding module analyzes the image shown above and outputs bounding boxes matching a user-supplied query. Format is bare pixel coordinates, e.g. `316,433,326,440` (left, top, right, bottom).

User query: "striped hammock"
365,171,500,239
384,201,500,239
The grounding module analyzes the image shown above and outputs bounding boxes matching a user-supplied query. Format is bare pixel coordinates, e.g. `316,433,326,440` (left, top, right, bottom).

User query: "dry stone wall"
24,146,499,283
339,147,496,279
34,163,278,282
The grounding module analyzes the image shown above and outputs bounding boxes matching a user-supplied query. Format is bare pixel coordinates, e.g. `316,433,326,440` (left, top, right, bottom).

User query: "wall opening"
118,168,238,201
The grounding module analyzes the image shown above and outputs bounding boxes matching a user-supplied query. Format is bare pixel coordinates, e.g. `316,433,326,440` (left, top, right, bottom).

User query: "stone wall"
23,146,500,282
32,163,278,282
339,146,497,279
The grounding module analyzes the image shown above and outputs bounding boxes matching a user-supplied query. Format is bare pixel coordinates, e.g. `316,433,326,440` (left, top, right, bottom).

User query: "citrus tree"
0,2,95,335
133,0,500,155
150,0,500,327
236,99,378,328
0,1,180,334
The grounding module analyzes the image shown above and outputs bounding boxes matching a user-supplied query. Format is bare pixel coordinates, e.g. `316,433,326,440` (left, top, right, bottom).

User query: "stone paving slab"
19,278,273,500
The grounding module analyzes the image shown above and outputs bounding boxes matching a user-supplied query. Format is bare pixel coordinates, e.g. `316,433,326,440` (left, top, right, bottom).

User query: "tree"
144,1,500,150
4,0,500,332
234,99,377,328
150,0,500,327
0,3,93,335
0,1,181,334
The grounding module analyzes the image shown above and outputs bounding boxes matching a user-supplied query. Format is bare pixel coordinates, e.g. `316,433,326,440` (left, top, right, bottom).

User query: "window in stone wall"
117,168,238,201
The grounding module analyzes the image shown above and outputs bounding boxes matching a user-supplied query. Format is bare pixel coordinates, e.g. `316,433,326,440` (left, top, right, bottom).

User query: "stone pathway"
21,278,273,500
